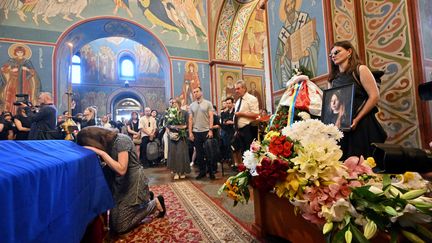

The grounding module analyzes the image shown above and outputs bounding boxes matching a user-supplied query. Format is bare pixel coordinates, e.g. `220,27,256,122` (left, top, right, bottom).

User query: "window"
120,56,135,80
71,55,81,84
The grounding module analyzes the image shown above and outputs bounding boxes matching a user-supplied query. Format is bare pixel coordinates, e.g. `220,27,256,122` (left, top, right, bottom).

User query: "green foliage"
290,65,314,79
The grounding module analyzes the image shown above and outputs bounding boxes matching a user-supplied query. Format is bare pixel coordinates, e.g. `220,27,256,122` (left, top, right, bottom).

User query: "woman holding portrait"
328,41,386,159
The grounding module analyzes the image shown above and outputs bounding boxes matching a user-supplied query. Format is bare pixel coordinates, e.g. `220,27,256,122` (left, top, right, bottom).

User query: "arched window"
120,56,135,80
71,55,81,84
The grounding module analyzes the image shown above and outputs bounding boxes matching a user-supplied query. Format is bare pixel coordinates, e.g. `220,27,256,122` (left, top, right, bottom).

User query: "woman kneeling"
77,127,166,234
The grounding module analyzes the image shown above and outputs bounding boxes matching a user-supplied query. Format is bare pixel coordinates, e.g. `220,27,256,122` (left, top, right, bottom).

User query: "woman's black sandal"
157,195,166,218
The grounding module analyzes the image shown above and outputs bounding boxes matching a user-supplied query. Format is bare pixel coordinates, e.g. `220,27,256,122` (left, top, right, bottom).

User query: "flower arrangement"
164,107,186,138
219,118,432,242
267,106,289,131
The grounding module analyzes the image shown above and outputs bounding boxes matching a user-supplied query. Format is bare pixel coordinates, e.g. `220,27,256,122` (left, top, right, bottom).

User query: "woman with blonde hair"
81,106,96,129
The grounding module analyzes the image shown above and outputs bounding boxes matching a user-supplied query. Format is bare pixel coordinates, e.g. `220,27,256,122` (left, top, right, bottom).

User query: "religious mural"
138,87,167,112
330,0,358,51
241,9,267,68
218,68,241,102
272,93,282,111
0,43,41,113
172,60,210,108
181,61,201,106
243,75,265,109
268,0,327,91
79,91,108,117
419,0,432,61
0,0,209,54
79,37,162,84
361,1,421,147
113,0,134,18
71,86,167,118
138,0,207,44
134,44,160,74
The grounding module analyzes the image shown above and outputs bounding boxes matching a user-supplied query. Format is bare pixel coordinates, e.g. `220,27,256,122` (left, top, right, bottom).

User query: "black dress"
15,115,31,140
80,118,96,129
167,110,191,174
331,72,386,160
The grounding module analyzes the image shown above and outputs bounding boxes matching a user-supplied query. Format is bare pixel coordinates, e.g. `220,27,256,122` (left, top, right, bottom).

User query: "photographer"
21,92,58,140
0,112,14,140
14,107,31,140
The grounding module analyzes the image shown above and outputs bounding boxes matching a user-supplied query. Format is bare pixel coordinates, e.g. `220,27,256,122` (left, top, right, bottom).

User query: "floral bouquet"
164,107,186,138
218,169,250,206
219,119,432,242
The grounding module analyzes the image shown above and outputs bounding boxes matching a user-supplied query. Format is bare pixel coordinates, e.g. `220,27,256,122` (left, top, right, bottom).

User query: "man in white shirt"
232,80,260,167
139,107,157,167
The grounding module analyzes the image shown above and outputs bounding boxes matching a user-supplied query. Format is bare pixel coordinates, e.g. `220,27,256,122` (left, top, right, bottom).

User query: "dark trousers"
140,136,150,166
237,125,257,154
193,131,213,176
221,129,234,161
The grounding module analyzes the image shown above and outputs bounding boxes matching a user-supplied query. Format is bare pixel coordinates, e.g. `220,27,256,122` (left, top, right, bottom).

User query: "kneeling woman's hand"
84,146,129,176
85,146,106,156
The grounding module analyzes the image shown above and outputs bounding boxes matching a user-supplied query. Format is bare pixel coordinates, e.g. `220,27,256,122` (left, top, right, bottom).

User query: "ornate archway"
53,17,171,112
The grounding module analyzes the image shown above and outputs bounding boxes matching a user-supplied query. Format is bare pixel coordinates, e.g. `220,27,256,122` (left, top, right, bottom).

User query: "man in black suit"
22,92,58,140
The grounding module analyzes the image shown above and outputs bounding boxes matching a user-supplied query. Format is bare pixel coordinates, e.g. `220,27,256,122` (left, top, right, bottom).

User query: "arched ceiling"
213,0,262,62
54,17,171,109
56,17,170,68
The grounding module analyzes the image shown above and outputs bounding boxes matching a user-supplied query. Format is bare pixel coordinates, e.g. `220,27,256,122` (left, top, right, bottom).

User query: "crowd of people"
0,80,266,235
2,39,431,237
0,81,268,182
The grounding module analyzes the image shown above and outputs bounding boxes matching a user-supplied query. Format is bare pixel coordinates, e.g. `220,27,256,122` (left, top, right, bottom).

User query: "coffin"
252,189,397,243
252,189,324,242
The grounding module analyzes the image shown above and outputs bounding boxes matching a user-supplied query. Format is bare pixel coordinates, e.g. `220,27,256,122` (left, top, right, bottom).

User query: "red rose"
275,144,284,154
279,137,285,144
269,146,278,156
237,163,246,172
261,157,272,167
272,137,281,145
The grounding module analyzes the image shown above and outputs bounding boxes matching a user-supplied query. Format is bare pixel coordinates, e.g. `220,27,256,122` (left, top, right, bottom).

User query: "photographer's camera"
13,94,32,107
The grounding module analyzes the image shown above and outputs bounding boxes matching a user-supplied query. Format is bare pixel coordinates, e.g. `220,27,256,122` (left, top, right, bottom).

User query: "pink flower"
303,213,326,225
250,141,261,153
344,156,373,178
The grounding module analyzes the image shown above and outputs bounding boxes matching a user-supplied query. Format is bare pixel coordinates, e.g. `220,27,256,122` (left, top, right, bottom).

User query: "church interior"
1,0,432,242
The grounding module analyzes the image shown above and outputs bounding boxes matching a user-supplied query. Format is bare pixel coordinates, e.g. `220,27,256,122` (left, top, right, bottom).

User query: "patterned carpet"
113,181,258,242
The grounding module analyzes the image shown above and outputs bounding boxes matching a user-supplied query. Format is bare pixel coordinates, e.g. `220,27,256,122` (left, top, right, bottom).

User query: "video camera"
13,94,32,107
418,81,432,101
370,81,432,174
371,143,432,174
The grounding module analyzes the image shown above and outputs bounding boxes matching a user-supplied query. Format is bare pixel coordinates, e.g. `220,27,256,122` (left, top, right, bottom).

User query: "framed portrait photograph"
321,84,355,131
